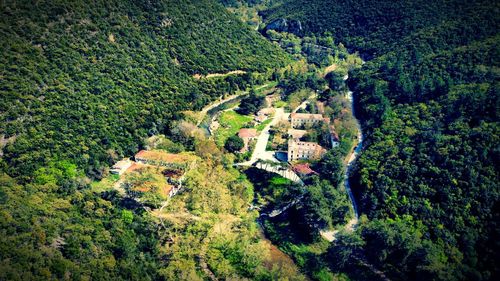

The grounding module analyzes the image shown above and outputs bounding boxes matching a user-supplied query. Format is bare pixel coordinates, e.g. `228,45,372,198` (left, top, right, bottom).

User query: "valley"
0,0,498,281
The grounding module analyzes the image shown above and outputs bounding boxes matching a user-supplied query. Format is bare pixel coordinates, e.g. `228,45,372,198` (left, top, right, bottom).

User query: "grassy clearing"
214,110,253,146
91,173,120,192
274,100,287,108
256,119,272,131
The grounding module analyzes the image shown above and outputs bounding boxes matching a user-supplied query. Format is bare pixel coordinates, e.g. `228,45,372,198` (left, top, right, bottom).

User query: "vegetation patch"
214,111,253,146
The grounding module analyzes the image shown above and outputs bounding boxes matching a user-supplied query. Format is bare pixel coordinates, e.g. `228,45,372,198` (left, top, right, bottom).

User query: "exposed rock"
264,18,303,35
266,18,288,32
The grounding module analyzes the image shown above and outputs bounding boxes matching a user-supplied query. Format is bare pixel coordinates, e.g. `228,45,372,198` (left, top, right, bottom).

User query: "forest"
0,0,498,280
0,0,289,181
261,0,499,280
0,0,291,279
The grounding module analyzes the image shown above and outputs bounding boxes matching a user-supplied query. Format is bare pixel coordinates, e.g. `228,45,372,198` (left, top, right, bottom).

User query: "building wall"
291,117,322,128
288,140,325,161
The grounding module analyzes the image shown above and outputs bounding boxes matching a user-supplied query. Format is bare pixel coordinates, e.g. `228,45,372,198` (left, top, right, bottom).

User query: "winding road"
320,79,363,241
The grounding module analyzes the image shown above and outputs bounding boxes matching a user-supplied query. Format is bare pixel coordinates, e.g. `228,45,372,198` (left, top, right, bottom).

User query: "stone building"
287,139,326,161
290,113,327,128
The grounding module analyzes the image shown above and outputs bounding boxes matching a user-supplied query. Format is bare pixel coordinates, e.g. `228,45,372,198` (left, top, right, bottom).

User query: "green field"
255,118,272,131
90,173,120,193
214,110,253,146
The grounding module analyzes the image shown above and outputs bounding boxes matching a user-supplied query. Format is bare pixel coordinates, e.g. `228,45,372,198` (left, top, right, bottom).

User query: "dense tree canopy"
262,0,500,280
0,0,289,181
0,0,291,279
224,135,245,153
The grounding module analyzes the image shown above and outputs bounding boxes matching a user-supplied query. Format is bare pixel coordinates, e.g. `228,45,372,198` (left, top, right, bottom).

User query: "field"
214,110,253,146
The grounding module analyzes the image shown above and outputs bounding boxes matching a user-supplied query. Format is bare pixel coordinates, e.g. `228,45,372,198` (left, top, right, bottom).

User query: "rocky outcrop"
264,18,303,35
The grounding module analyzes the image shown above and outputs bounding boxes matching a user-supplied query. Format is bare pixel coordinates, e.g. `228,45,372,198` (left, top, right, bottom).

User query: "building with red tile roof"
292,163,319,176
238,128,258,139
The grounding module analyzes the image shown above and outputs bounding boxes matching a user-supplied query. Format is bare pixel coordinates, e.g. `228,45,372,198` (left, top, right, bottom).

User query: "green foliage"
237,90,266,115
245,168,303,207
0,173,161,280
315,149,344,187
214,110,253,146
145,135,185,153
121,210,134,224
0,0,290,279
224,135,245,153
263,0,499,279
298,177,350,231
1,0,288,180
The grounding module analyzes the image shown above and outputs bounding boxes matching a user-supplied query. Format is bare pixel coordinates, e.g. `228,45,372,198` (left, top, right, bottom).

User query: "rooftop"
290,113,324,120
293,163,319,176
238,128,258,138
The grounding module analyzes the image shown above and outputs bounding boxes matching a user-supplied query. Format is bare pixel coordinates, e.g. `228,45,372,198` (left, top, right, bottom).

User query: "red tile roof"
238,128,257,138
293,163,319,176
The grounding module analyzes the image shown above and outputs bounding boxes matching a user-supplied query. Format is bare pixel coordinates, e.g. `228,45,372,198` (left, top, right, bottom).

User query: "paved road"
250,107,286,163
320,85,363,242
236,107,302,184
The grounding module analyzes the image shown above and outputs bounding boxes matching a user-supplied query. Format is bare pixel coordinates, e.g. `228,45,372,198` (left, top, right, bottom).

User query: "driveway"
249,107,285,163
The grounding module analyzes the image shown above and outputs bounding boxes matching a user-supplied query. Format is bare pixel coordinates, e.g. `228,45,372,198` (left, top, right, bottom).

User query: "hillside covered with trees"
0,0,291,279
261,0,499,280
1,0,499,280
0,0,289,181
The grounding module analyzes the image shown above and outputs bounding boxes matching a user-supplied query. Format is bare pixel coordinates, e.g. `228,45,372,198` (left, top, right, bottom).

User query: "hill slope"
0,0,291,279
262,0,499,280
0,0,288,179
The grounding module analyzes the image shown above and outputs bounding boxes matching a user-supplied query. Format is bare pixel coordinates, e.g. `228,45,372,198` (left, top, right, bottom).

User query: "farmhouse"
238,128,258,152
290,113,326,128
287,139,326,161
238,128,257,140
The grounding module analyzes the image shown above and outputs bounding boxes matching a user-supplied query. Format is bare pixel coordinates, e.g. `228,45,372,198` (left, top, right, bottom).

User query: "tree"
224,135,244,153
316,149,344,187
237,90,265,115
298,177,351,233
325,71,345,91
326,230,365,270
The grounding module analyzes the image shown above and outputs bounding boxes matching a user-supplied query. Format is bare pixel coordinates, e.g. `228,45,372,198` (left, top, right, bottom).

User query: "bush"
224,135,244,153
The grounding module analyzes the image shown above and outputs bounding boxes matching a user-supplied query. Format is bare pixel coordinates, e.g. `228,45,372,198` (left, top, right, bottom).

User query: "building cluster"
110,150,196,198
287,112,339,162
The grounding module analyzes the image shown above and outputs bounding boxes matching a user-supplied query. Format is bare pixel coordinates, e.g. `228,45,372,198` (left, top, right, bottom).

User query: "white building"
290,113,327,128
287,139,326,161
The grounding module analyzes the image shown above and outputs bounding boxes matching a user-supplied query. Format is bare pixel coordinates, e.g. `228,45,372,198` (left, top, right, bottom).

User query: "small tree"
237,90,265,115
224,135,244,153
